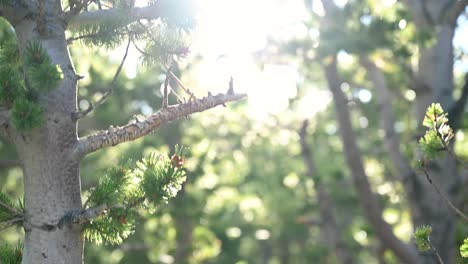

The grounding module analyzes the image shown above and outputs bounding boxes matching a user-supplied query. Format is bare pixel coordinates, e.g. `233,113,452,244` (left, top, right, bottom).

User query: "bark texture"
12,2,84,261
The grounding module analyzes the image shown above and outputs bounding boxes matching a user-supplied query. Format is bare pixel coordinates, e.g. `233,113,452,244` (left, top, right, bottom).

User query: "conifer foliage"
0,34,63,131
83,146,188,245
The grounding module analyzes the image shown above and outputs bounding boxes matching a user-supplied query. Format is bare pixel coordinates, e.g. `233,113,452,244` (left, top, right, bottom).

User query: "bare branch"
324,57,419,264
360,57,416,182
73,92,246,159
0,159,20,169
73,37,131,120
0,216,23,231
421,166,468,221
0,200,20,216
67,5,162,28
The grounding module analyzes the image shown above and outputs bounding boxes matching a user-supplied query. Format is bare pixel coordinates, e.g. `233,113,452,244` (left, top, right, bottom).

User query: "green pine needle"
83,208,136,245
11,98,44,131
27,63,63,92
83,147,187,245
137,148,187,206
0,67,25,105
0,191,17,221
414,225,432,252
0,241,23,264
419,103,454,159
461,238,468,258
24,41,51,66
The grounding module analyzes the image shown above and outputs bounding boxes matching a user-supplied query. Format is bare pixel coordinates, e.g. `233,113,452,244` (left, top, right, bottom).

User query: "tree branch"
359,57,416,182
66,5,162,28
72,37,131,120
323,57,419,264
0,159,21,169
401,0,433,27
442,0,468,24
73,91,246,159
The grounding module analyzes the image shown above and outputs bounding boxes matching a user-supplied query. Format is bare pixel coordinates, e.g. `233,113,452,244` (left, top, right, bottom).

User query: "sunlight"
189,0,311,119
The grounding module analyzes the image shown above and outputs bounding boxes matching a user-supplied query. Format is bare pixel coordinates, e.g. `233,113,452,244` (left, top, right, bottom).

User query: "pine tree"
0,1,245,263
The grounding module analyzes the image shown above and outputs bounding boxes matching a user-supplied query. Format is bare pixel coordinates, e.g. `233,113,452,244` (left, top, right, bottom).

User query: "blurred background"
1,0,468,263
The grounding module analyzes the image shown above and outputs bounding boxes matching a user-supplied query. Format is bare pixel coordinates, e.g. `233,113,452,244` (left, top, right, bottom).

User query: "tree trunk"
410,23,460,264
299,121,354,264
323,58,419,264
13,4,83,263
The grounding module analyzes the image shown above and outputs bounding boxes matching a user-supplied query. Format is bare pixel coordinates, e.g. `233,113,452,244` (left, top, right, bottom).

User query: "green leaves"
414,225,432,252
461,238,468,258
83,146,188,245
11,99,43,132
419,103,454,159
0,241,23,264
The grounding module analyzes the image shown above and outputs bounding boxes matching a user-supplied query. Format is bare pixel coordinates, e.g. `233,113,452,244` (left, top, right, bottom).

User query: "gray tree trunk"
13,6,83,263
411,23,460,264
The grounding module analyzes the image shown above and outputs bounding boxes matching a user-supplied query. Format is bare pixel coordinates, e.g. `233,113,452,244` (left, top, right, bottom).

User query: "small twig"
427,238,445,264
0,216,23,231
162,66,170,109
66,33,100,44
421,166,468,221
0,200,20,215
73,37,132,120
162,65,195,100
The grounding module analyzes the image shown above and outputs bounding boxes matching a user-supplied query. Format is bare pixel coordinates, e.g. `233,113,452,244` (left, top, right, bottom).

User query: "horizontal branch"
67,5,162,28
73,92,246,159
0,159,21,169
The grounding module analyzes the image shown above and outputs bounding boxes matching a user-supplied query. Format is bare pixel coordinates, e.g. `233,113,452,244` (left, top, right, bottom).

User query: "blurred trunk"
260,240,272,264
299,121,354,264
323,57,419,263
173,201,194,264
278,239,290,264
410,22,459,264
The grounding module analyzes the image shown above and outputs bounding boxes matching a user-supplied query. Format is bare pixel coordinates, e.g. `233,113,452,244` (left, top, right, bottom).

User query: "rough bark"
73,92,245,159
299,120,354,264
12,3,84,262
323,57,419,264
